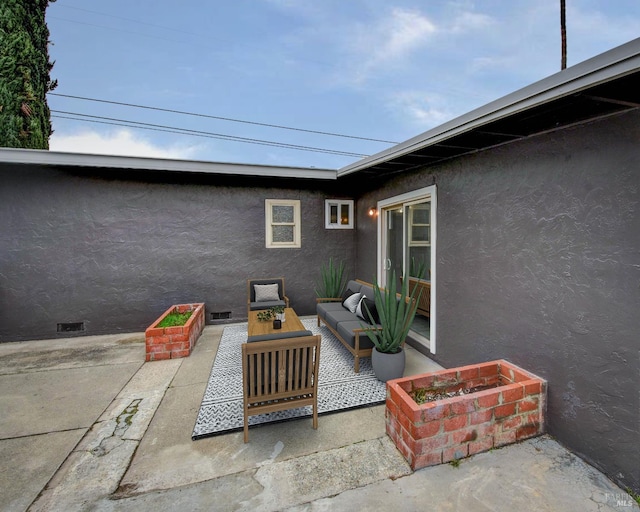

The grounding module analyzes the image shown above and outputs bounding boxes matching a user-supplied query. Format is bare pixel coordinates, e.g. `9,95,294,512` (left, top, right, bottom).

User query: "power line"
54,4,204,38
49,93,398,144
47,16,192,45
51,111,368,158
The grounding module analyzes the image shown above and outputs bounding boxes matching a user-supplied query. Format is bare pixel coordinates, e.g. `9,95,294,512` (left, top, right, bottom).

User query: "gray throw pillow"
254,283,280,302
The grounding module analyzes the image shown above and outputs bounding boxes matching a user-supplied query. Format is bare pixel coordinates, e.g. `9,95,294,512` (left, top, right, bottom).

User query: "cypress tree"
0,0,57,149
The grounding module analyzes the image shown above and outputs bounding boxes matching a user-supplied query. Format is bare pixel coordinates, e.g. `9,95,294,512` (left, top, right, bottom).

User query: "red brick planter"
386,360,547,470
145,303,205,362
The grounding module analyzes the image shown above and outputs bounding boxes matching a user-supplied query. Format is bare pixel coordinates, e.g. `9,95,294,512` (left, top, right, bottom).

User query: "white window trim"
408,203,430,247
265,199,301,248
324,199,354,229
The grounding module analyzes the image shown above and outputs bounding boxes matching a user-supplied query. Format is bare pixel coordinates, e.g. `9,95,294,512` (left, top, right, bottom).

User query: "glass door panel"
381,199,432,347
383,207,404,290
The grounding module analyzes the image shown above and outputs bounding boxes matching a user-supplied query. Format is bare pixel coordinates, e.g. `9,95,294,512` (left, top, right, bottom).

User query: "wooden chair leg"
244,417,249,443
354,355,360,373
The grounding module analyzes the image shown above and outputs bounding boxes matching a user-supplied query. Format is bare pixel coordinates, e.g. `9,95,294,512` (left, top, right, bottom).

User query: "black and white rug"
192,318,385,439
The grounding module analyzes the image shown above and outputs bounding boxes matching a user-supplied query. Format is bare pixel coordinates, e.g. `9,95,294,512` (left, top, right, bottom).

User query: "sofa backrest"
354,279,411,307
358,283,375,301
344,280,363,296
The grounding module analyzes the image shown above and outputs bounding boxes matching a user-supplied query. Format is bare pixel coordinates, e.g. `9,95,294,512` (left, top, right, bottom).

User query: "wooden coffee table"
247,307,305,338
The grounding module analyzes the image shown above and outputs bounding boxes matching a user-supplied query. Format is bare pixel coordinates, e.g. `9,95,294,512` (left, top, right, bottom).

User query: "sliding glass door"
378,187,436,352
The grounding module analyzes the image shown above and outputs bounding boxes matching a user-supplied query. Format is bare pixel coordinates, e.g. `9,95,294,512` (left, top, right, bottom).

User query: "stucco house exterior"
1,39,638,492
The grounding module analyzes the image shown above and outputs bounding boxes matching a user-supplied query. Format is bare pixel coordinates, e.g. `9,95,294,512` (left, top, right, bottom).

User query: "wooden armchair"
247,277,290,313
241,334,321,442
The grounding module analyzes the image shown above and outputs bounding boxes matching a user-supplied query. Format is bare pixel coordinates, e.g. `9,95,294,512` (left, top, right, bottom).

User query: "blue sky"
46,1,640,169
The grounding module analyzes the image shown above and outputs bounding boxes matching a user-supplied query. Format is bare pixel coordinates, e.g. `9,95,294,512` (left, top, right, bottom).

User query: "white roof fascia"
0,148,337,180
338,37,640,177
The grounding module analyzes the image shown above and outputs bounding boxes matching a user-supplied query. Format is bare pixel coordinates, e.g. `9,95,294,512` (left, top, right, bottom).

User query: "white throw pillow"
254,283,280,302
342,292,362,314
355,295,367,320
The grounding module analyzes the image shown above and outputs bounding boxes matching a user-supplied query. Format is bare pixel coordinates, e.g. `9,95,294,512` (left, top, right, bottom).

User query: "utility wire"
54,4,203,38
51,111,368,158
47,16,192,44
49,93,398,144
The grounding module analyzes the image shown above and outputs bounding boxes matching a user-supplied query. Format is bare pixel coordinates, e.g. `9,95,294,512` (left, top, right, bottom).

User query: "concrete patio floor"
0,321,637,512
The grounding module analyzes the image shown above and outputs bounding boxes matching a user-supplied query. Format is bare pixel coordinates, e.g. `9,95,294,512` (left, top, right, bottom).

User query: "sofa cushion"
249,299,287,311
324,309,358,330
359,284,375,301
247,329,313,343
317,301,346,319
336,321,376,350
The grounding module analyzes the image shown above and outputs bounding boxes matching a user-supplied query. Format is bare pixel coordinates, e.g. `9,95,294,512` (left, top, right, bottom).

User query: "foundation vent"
57,322,85,333
210,311,231,321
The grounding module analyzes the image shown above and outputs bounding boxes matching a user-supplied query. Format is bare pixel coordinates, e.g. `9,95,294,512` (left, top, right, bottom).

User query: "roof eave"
0,148,338,180
338,37,640,178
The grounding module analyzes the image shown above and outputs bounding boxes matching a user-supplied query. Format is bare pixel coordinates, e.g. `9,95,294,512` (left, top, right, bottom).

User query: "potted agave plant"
363,270,422,382
314,257,347,299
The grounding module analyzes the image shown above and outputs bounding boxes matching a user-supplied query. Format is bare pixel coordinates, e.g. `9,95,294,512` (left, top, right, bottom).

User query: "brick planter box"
145,303,205,362
386,359,546,470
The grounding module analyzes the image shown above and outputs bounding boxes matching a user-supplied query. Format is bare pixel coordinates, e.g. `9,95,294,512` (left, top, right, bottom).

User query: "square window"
266,199,301,248
325,199,354,229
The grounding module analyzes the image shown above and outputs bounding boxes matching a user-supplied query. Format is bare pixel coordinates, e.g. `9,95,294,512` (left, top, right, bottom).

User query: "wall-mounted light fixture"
368,206,378,217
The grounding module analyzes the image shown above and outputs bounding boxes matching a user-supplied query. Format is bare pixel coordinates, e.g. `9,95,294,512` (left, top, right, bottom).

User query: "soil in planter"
157,310,193,328
410,383,500,405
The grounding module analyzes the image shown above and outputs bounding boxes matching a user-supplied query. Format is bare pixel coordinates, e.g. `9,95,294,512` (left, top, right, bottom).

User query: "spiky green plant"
363,270,421,354
410,257,428,279
314,257,346,298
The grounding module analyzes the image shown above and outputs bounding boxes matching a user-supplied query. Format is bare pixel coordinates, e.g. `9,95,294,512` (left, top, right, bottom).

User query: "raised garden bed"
145,303,205,362
386,359,547,470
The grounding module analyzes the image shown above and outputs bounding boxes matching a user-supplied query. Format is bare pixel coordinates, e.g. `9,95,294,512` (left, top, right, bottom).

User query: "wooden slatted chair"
241,335,321,442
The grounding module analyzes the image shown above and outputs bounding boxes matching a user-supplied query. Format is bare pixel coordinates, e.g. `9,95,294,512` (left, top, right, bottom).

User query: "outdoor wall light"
368,207,378,217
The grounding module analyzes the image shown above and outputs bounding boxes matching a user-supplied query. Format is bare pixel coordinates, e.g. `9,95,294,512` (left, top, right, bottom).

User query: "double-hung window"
265,199,301,248
325,199,354,229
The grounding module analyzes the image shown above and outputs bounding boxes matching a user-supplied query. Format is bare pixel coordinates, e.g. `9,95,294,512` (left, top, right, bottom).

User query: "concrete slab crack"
115,399,142,437
28,361,181,511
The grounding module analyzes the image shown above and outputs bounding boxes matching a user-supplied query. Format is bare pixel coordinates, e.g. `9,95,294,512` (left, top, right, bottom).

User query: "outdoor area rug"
192,318,385,439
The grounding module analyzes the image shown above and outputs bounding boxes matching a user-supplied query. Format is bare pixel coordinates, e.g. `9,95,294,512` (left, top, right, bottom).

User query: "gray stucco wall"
355,110,640,492
0,166,356,341
1,110,637,492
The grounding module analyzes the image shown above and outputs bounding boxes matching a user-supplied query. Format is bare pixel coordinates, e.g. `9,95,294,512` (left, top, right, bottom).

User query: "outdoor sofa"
316,279,380,373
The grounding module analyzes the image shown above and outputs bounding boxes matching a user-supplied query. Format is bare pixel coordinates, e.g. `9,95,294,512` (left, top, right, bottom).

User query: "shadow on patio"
0,322,636,511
